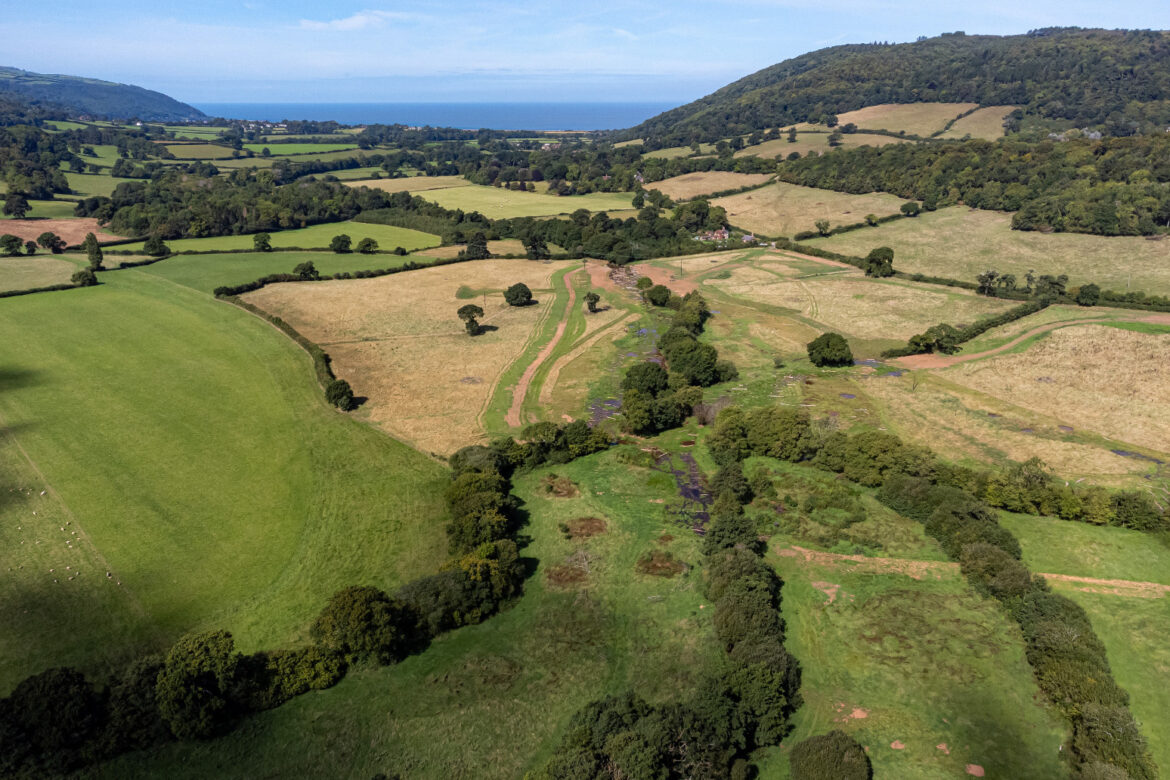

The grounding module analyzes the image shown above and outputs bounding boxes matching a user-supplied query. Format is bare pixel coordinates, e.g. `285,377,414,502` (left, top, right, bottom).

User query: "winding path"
894,313,1170,370
505,270,577,427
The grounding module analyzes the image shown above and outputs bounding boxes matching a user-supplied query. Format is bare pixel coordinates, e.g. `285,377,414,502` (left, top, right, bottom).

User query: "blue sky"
3,1,1169,103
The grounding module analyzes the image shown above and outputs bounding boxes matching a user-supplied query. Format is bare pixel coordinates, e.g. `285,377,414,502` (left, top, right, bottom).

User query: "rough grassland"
807,206,1170,295
344,175,472,193
419,184,636,219
735,131,905,159
943,325,1170,456
116,221,439,253
415,239,528,259
243,259,576,455
939,106,1016,140
0,271,449,692
832,103,979,136
1005,515,1170,772
164,143,236,159
93,441,720,779
648,171,772,200
242,143,357,155
713,181,910,237
0,254,79,291
708,271,1013,341
137,251,421,293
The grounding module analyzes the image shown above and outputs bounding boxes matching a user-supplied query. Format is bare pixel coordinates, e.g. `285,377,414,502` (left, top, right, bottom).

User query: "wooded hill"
0,66,204,122
625,28,1170,147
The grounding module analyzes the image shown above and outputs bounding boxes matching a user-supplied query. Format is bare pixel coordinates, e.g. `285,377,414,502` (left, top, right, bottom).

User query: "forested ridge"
625,28,1170,146
0,66,204,122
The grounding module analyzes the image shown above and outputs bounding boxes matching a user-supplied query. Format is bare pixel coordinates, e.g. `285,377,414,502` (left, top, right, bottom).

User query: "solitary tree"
325,379,355,410
806,332,853,367
862,246,894,277
37,232,65,253
356,237,378,254
329,234,352,253
503,282,533,306
585,291,601,313
814,219,832,236
900,201,921,217
293,261,320,280
142,235,169,257
253,232,272,252
3,193,30,219
458,304,484,336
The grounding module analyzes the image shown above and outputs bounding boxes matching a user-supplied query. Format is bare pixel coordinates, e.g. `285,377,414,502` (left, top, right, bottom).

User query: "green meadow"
0,270,450,692
115,221,439,253
243,143,358,155
136,250,425,293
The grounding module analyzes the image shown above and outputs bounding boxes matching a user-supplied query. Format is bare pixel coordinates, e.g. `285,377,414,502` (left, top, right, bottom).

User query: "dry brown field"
243,259,575,455
832,102,979,136
939,106,1017,140
344,175,471,193
713,182,909,237
648,171,772,200
0,218,121,245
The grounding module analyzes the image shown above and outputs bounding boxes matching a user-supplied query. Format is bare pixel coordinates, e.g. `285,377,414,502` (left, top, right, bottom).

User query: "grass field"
91,441,721,778
243,259,576,455
65,171,122,198
164,143,235,159
243,143,358,155
116,221,439,253
1,199,79,220
414,239,527,259
735,131,905,159
644,143,716,159
161,126,226,140
939,106,1016,140
418,184,637,219
0,254,79,291
713,181,911,237
806,206,1170,295
0,271,450,692
1006,514,1170,772
345,174,471,193
833,103,980,136
135,251,419,293
648,171,772,200
943,325,1170,456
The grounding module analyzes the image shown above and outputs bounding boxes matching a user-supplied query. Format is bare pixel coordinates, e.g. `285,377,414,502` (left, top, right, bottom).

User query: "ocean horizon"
192,102,677,131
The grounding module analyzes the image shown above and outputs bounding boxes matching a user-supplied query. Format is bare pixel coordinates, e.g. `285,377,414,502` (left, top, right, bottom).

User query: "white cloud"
298,10,409,31
613,28,638,41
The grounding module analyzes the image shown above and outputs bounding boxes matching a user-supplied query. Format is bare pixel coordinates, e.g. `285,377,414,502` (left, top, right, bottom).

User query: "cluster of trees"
625,29,1170,147
878,475,1156,779
542,444,801,778
778,135,1170,236
621,291,737,435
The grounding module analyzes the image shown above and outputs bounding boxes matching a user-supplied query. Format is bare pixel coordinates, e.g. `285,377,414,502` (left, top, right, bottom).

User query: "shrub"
6,667,104,770
789,730,872,780
621,361,669,396
1071,704,1157,780
356,237,378,254
310,586,415,664
503,282,533,306
293,260,320,280
959,542,1038,602
710,461,753,505
143,235,169,257
325,378,355,410
806,332,853,367
155,630,241,739
71,268,98,287
645,284,672,306
329,234,352,253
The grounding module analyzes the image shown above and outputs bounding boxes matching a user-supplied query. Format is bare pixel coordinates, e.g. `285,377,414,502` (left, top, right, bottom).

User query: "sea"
192,102,676,132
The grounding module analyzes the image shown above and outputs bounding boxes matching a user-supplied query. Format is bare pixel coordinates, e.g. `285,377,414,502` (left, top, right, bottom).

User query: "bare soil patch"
0,218,121,246
635,549,686,578
541,474,579,498
545,564,589,587
562,516,607,539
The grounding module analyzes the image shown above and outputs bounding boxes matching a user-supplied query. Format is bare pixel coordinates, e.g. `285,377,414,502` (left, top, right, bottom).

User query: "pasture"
90,442,721,779
735,131,905,159
0,254,79,291
647,171,772,200
242,143,358,155
243,258,577,455
939,106,1016,140
0,270,450,692
831,102,980,136
164,143,235,159
136,251,419,293
65,170,121,197
713,181,911,237
345,174,472,193
1,199,78,220
418,184,637,219
115,221,439,253
806,206,1170,295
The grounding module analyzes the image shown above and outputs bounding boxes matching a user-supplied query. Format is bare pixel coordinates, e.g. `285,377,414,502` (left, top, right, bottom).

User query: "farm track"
538,311,639,407
776,544,1170,598
505,270,577,427
894,313,1170,369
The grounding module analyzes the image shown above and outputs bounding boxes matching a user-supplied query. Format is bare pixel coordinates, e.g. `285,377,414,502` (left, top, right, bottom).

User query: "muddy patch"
650,450,713,533
635,549,687,577
561,516,607,539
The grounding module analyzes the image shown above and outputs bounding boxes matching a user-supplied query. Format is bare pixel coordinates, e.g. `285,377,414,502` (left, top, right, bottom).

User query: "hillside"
626,28,1170,146
0,66,204,122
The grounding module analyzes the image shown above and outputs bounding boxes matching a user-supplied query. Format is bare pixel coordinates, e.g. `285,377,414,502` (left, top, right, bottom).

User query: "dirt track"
894,313,1170,370
776,545,1170,598
505,270,577,427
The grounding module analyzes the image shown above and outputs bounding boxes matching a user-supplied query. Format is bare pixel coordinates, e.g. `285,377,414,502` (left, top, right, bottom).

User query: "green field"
0,254,80,291
116,221,439,253
0,271,450,692
137,250,423,293
161,126,226,141
419,184,637,218
0,199,78,220
91,437,722,778
164,143,236,159
65,170,122,197
243,143,358,155
806,206,1170,295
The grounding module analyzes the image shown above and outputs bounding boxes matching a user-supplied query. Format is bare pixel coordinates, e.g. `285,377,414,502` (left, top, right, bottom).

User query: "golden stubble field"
713,181,910,237
830,102,979,136
943,325,1170,457
648,171,772,200
244,259,575,455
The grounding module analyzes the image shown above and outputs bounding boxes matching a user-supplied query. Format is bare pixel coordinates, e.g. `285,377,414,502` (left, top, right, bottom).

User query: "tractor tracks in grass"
504,269,578,428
